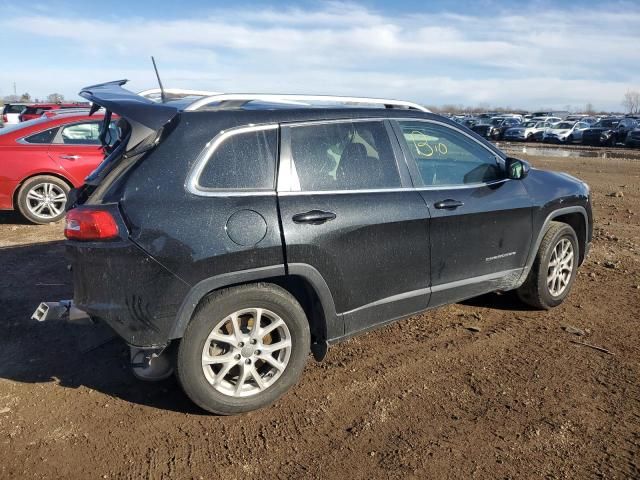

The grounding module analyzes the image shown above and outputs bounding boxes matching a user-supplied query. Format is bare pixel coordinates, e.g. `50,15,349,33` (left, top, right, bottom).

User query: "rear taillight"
65,209,119,241
2,114,7,123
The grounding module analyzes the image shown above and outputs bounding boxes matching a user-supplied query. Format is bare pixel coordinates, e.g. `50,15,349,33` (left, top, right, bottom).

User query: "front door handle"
59,155,80,160
434,199,464,210
292,210,336,225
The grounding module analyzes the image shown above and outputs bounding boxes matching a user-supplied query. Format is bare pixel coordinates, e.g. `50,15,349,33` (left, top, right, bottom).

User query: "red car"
19,103,90,122
0,112,116,223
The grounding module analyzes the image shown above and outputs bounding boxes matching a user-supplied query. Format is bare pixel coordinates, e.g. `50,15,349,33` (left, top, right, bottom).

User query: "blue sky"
1,0,639,111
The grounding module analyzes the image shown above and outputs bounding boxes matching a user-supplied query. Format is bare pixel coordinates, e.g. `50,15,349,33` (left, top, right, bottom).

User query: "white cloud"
1,1,639,110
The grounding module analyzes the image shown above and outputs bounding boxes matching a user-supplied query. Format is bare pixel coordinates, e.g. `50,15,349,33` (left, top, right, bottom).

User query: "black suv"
35,81,592,415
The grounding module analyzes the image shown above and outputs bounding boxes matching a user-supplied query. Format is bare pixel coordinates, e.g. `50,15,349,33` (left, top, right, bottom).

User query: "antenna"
151,56,166,103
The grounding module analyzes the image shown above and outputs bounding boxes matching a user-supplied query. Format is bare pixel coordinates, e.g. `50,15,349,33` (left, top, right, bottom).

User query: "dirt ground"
0,152,638,479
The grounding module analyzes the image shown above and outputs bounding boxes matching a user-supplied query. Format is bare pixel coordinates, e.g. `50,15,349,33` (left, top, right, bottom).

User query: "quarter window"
398,121,502,186
24,127,58,144
199,128,277,190
289,121,401,191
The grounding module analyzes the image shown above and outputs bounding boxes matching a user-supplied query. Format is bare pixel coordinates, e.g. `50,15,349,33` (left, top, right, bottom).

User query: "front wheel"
176,283,310,415
517,222,579,309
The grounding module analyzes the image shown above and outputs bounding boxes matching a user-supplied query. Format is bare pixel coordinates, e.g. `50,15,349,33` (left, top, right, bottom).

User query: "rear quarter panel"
0,143,75,209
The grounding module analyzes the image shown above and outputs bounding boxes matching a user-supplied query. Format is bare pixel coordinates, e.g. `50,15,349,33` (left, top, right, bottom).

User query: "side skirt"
328,268,523,345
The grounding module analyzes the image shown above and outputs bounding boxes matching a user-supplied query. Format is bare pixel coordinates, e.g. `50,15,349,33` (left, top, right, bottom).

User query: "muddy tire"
176,283,310,415
517,221,579,310
16,175,70,224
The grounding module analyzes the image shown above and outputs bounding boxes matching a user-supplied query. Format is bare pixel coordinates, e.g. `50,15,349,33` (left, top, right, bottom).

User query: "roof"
80,79,430,131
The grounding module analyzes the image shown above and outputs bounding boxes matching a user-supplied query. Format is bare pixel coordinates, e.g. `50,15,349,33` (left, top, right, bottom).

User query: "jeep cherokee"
34,80,592,415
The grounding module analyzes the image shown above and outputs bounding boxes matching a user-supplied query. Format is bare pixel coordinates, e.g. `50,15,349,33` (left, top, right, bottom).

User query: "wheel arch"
517,206,589,287
170,264,340,361
552,211,587,265
12,171,74,210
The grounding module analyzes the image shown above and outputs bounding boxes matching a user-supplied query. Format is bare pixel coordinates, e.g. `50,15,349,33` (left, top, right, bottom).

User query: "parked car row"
450,113,640,148
0,111,118,223
1,102,90,124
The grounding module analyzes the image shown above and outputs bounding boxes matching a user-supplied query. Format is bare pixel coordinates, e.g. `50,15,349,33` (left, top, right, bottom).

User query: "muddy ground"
0,153,638,479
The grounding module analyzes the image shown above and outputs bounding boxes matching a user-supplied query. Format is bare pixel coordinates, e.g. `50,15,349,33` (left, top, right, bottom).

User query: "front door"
392,119,533,307
278,119,431,339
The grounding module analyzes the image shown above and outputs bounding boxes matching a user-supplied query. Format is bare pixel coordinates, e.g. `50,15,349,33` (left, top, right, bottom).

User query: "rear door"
47,121,113,184
392,119,533,307
277,119,431,339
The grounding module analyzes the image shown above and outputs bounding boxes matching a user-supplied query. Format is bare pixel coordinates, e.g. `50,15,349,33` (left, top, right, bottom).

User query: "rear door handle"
59,155,80,160
292,210,336,225
434,199,464,210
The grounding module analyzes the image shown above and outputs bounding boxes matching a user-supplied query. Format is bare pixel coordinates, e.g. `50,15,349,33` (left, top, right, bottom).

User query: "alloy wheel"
201,308,292,398
25,182,67,220
547,238,574,296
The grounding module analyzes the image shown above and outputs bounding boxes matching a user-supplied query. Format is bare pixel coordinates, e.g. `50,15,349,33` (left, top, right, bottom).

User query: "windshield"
594,119,619,128
554,122,574,129
490,118,504,126
523,121,536,127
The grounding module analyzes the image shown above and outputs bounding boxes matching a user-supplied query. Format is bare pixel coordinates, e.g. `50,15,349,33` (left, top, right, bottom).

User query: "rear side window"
199,128,277,190
289,120,401,191
24,106,50,115
24,127,58,144
398,121,502,186
4,105,26,114
60,122,101,144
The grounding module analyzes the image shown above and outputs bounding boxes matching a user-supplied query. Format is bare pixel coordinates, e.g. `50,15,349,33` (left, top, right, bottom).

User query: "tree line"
1,93,66,104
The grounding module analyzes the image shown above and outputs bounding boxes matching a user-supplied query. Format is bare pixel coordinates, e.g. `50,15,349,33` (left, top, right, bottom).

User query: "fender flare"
516,205,589,286
169,263,340,341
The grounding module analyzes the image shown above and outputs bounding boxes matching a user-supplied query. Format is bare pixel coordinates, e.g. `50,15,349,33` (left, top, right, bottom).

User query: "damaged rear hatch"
60,80,191,347
69,79,182,206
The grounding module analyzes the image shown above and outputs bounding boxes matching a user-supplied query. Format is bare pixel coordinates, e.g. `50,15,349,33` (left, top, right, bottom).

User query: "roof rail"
184,94,430,113
44,108,94,116
138,88,222,101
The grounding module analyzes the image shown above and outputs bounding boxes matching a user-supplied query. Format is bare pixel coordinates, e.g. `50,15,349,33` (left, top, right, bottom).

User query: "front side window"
398,121,502,186
60,122,101,144
198,128,277,190
289,120,401,191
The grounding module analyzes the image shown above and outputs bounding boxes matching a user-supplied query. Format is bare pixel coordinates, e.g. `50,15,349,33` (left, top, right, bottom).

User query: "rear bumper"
0,179,16,210
504,133,526,141
67,239,191,347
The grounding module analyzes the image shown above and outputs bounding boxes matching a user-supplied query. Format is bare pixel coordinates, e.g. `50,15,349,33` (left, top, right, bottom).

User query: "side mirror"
506,157,530,180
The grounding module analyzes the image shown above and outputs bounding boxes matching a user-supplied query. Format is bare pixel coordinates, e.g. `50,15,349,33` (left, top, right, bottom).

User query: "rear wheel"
16,175,70,224
176,283,310,415
517,222,579,309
